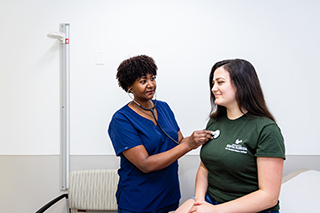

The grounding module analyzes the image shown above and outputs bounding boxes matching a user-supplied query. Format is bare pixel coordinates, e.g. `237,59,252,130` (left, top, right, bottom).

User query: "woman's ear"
127,87,133,93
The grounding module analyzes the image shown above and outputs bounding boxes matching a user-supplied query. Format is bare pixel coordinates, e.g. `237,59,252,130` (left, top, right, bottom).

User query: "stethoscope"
127,88,180,145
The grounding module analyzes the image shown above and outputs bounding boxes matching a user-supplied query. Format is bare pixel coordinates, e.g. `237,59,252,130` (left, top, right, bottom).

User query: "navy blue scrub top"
108,100,181,212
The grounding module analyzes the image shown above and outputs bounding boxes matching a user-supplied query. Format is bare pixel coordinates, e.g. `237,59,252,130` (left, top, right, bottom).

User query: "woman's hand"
188,201,216,213
182,130,213,149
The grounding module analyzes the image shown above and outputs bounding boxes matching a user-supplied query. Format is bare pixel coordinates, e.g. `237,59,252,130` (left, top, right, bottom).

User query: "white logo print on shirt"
235,139,242,144
225,138,247,154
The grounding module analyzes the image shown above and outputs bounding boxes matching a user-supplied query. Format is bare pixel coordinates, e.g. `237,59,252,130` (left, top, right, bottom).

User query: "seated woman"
175,59,286,213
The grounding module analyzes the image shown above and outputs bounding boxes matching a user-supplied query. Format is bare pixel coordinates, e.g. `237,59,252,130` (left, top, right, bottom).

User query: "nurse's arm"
122,130,212,173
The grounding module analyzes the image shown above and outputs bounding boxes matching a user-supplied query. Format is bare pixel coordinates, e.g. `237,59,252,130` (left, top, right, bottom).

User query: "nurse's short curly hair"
116,55,158,92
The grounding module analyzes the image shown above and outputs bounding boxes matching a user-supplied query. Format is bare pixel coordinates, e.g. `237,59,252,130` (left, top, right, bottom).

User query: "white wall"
1,0,320,156
1,155,320,213
1,2,320,212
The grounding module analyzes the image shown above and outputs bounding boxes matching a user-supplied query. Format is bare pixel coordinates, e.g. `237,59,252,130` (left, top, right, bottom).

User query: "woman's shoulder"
111,103,132,119
206,114,277,128
156,99,167,106
245,115,281,134
155,100,171,109
206,117,220,128
245,115,276,126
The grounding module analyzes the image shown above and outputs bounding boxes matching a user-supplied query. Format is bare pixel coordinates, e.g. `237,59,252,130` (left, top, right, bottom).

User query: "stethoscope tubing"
135,99,179,145
149,106,180,145
127,89,179,145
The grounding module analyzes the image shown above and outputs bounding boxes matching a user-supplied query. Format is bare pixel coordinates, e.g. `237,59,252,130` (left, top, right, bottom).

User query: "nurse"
108,55,213,213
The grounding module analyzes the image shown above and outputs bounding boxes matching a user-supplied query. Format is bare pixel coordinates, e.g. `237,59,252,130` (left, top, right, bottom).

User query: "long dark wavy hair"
209,59,275,122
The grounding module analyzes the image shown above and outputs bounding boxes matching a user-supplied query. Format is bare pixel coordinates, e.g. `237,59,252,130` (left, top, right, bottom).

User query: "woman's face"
211,67,237,109
130,73,157,102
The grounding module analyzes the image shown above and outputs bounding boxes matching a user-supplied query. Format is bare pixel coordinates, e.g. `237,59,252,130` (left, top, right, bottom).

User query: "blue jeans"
196,194,279,213
118,202,179,213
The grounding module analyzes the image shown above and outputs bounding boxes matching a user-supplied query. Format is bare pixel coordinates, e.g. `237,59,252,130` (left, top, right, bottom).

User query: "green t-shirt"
201,114,285,211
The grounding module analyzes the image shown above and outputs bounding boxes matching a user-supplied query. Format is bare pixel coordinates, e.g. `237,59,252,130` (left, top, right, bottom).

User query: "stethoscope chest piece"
212,130,220,139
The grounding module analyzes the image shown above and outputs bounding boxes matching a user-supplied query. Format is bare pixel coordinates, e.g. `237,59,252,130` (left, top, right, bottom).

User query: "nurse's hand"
184,130,213,150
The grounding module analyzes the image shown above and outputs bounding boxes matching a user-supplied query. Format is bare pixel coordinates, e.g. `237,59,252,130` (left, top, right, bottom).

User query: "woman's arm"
191,157,284,213
123,130,213,173
174,161,209,213
194,161,209,202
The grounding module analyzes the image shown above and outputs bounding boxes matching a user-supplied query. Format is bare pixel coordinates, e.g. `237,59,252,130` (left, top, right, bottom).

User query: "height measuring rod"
60,23,70,190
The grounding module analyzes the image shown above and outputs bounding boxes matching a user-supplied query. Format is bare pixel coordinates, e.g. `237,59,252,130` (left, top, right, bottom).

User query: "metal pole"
60,23,70,190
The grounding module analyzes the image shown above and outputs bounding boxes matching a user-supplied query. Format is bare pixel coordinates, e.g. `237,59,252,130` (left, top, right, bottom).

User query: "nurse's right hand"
185,130,213,149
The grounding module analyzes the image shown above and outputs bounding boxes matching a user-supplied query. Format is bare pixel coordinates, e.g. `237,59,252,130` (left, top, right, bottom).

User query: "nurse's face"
211,67,238,109
130,73,157,102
